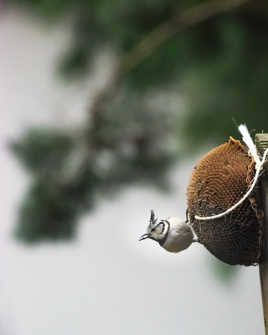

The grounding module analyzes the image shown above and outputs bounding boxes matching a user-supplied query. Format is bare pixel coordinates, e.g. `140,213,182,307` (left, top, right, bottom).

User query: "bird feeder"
140,126,268,334
187,136,264,266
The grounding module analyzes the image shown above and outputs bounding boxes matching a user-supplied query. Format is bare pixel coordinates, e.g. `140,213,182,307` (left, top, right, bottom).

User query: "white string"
195,125,268,221
238,124,261,168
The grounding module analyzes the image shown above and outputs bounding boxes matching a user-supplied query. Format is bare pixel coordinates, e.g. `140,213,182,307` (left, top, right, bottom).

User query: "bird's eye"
151,222,165,234
159,222,165,233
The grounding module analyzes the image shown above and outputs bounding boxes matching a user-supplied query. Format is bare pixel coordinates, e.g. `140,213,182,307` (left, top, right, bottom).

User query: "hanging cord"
195,124,268,221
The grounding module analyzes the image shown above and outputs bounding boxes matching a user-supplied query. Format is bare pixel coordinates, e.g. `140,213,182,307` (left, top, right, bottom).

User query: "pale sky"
0,7,265,335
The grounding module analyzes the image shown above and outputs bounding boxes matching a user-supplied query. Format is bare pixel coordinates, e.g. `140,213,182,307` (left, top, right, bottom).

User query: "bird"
139,210,198,252
139,137,264,266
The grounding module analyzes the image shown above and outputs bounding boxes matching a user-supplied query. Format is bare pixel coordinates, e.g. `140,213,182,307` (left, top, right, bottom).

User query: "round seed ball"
187,137,263,266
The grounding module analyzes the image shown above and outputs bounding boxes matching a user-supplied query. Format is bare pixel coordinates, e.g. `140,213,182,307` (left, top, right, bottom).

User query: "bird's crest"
149,210,158,230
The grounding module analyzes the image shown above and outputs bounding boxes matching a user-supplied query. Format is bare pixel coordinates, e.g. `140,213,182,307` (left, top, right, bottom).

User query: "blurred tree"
8,0,268,243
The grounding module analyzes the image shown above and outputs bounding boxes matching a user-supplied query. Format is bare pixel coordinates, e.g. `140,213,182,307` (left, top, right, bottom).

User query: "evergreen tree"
9,0,268,242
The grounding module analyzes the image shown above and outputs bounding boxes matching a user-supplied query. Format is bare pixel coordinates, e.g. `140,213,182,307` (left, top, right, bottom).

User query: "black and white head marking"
139,210,170,244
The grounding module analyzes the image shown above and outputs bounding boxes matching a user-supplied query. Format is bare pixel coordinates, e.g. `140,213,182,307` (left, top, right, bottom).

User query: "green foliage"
9,0,268,243
182,16,268,148
12,95,176,242
15,180,82,242
11,129,74,176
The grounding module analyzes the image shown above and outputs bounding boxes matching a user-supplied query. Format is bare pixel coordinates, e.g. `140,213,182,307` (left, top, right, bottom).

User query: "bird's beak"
139,233,150,241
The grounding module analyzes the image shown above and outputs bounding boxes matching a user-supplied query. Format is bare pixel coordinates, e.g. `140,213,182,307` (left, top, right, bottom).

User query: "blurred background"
0,0,267,333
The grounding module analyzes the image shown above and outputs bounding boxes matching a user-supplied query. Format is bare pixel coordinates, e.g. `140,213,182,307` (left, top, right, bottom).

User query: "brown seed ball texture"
187,137,263,266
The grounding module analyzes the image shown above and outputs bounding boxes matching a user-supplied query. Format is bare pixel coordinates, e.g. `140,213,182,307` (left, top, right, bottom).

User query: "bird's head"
139,210,169,244
139,210,196,253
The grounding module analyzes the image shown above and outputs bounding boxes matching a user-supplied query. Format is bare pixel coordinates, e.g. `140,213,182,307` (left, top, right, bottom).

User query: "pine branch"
120,0,250,74
88,0,250,128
